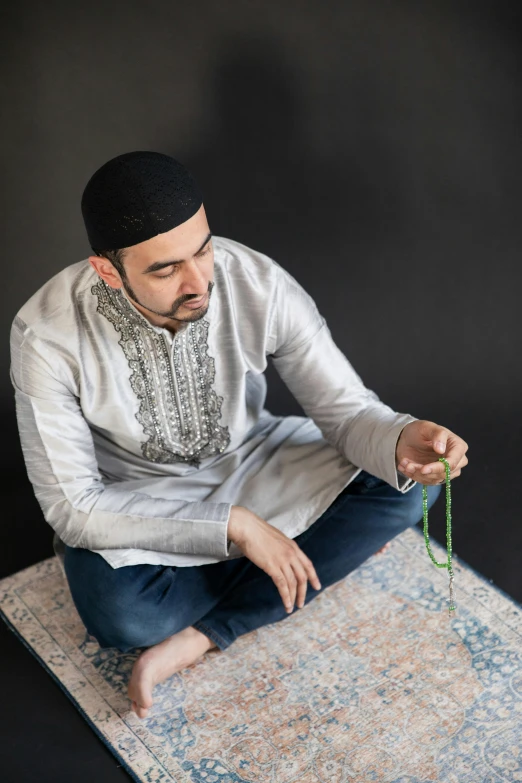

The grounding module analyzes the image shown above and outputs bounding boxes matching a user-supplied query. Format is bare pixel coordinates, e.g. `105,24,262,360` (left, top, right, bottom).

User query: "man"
10,151,468,719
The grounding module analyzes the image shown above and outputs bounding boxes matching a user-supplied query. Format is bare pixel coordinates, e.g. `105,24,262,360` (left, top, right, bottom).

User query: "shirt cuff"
392,419,418,493
395,469,416,493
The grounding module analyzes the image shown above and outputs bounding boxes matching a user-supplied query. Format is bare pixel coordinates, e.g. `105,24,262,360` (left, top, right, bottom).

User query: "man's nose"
182,260,207,295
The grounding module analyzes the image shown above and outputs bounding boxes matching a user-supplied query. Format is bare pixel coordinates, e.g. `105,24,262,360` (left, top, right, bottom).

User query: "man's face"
88,204,214,332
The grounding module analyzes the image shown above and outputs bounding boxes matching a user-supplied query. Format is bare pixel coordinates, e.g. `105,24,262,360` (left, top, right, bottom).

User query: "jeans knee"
95,613,173,652
68,585,173,651
64,546,177,651
100,623,146,652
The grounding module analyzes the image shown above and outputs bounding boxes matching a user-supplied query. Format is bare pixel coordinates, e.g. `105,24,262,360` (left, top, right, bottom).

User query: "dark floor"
1,384,520,783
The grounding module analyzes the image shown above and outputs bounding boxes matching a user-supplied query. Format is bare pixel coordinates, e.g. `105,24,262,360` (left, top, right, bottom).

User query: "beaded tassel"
421,457,456,616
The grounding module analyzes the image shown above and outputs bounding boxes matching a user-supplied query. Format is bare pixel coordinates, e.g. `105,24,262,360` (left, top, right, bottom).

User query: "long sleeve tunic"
9,235,417,570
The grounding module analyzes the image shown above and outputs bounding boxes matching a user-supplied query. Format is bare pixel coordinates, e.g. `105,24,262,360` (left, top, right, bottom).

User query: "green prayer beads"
421,456,456,616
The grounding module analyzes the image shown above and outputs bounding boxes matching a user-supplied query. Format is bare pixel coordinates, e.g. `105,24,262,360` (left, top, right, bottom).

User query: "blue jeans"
63,471,441,652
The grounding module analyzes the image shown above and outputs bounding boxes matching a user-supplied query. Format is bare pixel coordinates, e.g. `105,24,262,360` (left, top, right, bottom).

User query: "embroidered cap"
81,150,203,251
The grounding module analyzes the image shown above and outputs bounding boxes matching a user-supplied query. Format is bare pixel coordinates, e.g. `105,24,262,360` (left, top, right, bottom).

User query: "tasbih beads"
422,457,456,616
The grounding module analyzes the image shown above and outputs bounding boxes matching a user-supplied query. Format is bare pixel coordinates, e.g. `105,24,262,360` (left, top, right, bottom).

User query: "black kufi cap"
81,151,203,251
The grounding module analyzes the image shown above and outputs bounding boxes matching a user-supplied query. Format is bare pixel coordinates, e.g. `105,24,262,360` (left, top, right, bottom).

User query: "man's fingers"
293,561,310,609
281,563,298,611
442,448,469,471
296,548,322,591
283,561,309,610
419,452,469,476
273,571,293,613
423,466,462,484
402,459,466,484
276,549,323,613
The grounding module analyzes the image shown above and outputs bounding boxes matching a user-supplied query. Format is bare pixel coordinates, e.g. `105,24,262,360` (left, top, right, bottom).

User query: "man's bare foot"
128,626,217,719
375,541,391,555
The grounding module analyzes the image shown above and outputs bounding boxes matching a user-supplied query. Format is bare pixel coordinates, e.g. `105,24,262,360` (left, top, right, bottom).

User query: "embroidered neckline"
91,280,230,466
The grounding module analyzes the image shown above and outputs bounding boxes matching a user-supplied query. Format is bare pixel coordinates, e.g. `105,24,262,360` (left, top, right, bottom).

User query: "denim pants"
63,471,442,653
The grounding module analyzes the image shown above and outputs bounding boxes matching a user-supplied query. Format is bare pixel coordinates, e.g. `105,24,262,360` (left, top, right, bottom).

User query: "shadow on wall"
160,32,414,415
174,33,404,256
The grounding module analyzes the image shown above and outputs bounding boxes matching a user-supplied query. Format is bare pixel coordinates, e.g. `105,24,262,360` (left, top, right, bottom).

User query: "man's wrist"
395,421,414,467
395,427,405,468
227,505,245,546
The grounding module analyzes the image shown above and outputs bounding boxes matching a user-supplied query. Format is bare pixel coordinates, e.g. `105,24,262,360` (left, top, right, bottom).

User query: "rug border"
0,604,141,783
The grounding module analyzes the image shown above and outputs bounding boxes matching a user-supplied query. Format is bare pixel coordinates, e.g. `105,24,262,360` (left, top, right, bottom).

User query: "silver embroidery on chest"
91,279,230,467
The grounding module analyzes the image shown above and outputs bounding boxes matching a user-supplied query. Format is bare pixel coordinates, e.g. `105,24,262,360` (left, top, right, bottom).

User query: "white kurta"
10,235,417,571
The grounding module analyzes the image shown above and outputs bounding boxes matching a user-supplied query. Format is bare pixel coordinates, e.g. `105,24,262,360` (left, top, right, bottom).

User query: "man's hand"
396,420,469,485
227,505,322,614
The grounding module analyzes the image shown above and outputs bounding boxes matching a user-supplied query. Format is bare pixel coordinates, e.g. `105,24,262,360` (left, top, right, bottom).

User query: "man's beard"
121,277,212,322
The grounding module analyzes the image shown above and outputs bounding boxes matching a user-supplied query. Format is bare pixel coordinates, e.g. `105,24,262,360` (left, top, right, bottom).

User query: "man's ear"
88,255,123,289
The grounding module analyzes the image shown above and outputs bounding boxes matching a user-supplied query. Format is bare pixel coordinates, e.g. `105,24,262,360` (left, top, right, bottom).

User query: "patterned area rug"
1,526,521,783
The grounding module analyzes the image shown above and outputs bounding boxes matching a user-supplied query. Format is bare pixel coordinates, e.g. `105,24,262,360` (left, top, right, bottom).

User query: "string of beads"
421,456,456,615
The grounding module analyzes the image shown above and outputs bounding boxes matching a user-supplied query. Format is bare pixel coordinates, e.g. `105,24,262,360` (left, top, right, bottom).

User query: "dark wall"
2,0,521,598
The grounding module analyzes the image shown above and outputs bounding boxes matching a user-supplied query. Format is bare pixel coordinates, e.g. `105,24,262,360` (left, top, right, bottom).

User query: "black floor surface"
1,401,520,783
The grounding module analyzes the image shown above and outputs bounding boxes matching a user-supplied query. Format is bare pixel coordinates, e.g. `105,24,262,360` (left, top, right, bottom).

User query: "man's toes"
131,699,149,719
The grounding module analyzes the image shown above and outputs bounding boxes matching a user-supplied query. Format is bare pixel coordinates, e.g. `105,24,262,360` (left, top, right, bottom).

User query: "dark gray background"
1,1,521,780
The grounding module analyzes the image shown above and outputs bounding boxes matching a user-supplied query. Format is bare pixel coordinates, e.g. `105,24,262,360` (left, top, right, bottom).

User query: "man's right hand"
227,505,322,613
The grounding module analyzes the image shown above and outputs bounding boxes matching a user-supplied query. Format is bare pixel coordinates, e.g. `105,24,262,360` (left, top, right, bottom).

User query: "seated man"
10,151,468,719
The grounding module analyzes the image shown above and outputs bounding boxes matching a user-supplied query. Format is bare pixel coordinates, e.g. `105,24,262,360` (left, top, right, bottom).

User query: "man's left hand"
396,420,469,486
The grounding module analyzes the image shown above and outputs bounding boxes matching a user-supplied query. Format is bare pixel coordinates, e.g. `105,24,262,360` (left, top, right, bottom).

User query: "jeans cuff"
192,620,233,651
